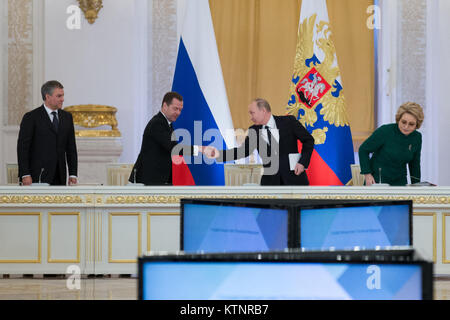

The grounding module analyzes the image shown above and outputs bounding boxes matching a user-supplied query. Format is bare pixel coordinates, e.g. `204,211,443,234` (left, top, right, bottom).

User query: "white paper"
289,153,301,170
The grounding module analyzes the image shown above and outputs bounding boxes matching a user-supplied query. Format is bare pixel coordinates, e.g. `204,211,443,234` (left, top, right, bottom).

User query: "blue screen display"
141,261,422,300
183,203,289,253
300,204,410,250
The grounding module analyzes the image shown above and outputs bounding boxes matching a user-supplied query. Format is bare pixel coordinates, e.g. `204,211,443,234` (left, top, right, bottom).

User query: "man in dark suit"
129,92,207,185
210,98,315,185
17,80,78,186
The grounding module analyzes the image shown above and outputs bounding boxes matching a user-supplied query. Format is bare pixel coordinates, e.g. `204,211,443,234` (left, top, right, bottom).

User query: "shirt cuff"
193,145,199,156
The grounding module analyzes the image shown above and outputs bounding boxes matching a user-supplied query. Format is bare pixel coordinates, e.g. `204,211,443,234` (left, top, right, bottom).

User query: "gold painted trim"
47,212,81,263
305,194,450,205
104,194,278,204
443,213,450,264
0,195,83,204
0,212,41,263
108,213,141,263
413,212,437,263
146,212,180,252
1,192,450,205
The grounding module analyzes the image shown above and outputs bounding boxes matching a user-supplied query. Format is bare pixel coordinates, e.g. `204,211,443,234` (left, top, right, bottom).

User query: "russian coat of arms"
286,14,349,145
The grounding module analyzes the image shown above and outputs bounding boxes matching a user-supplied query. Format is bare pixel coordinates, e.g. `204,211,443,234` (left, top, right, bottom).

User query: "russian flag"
286,0,355,185
171,0,235,186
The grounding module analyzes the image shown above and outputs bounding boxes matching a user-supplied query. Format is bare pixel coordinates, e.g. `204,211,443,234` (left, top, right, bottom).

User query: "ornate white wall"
377,0,449,185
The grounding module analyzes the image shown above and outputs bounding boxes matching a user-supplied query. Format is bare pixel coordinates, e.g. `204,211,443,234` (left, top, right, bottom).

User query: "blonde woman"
358,102,424,186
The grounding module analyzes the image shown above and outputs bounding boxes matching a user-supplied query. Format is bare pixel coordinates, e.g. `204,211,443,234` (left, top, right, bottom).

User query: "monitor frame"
296,199,413,250
138,250,432,300
180,198,297,252
180,198,413,253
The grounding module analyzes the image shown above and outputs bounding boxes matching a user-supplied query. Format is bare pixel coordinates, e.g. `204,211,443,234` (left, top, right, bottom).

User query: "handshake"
199,146,219,159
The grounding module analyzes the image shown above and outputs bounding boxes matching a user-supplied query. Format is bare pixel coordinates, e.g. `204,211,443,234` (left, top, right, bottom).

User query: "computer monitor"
181,198,412,253
181,199,292,253
299,200,412,251
138,251,432,300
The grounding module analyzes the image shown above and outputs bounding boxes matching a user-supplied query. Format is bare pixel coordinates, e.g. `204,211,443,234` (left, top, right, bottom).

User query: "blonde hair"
395,102,424,129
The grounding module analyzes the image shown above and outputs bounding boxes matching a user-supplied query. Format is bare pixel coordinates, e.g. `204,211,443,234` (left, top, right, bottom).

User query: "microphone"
133,168,137,184
38,168,44,184
378,167,382,184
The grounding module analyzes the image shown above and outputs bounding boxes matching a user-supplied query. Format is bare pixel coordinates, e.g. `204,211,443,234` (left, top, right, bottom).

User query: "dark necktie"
265,125,272,146
265,125,272,157
51,111,59,131
52,111,59,131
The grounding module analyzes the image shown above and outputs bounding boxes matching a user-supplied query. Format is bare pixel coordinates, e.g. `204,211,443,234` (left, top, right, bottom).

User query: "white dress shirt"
262,115,280,144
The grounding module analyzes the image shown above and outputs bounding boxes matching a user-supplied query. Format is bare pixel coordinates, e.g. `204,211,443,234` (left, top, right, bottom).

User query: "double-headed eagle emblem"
286,14,349,145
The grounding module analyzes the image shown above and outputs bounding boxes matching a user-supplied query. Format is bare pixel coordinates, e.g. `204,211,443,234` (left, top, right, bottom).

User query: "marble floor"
0,277,449,300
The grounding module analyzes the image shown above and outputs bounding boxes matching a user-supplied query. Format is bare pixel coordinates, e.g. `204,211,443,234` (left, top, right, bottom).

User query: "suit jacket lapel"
57,109,63,131
158,112,172,132
40,105,57,134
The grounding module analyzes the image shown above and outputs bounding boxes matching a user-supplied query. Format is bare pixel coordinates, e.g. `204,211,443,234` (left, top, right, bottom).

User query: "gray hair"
253,98,271,112
41,80,64,101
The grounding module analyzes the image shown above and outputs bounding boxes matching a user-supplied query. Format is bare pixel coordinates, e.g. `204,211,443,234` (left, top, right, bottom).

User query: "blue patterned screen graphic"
141,261,422,300
300,204,410,250
182,204,289,253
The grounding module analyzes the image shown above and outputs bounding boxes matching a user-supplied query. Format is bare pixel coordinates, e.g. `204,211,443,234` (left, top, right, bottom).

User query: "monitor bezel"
297,199,413,250
138,250,432,300
180,198,296,252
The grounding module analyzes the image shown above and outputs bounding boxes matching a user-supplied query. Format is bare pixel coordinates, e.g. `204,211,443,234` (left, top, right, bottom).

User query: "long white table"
0,185,448,275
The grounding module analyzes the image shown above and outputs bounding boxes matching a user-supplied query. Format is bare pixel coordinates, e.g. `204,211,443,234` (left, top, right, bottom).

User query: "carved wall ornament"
77,0,103,24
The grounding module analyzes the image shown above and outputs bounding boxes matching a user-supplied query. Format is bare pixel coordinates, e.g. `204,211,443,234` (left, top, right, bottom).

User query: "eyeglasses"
400,119,416,127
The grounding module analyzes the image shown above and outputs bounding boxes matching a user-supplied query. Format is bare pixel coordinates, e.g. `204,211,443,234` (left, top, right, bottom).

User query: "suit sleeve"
65,112,78,176
217,127,258,163
17,112,34,178
358,126,387,175
146,118,193,156
291,116,314,168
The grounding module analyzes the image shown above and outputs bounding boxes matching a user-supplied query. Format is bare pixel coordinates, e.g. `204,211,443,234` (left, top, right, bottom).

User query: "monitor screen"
300,203,411,251
140,259,427,300
182,202,289,253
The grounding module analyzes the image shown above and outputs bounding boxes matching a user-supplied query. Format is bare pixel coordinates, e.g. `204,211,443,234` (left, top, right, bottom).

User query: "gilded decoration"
77,0,103,24
0,195,83,204
0,192,449,205
285,14,349,146
64,105,121,137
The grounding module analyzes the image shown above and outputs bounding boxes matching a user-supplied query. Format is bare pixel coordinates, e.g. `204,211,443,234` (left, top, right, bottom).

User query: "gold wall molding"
413,212,437,263
305,194,450,205
47,212,81,263
1,192,450,205
147,212,179,252
104,194,278,205
0,195,83,204
0,212,41,263
108,212,141,263
443,213,450,264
